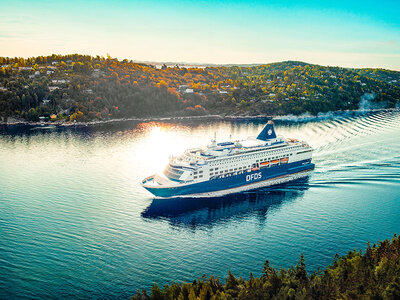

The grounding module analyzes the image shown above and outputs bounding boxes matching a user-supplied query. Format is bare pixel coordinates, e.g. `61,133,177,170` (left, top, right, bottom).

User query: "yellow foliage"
158,80,168,87
70,111,84,121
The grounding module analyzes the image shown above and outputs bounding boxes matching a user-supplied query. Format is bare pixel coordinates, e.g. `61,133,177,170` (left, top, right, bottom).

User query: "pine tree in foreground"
132,234,400,300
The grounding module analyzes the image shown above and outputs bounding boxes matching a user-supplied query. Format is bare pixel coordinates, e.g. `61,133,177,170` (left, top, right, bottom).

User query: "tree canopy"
1,55,399,123
132,234,400,300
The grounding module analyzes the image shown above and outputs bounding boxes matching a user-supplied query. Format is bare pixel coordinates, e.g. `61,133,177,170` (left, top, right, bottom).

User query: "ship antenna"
211,132,217,146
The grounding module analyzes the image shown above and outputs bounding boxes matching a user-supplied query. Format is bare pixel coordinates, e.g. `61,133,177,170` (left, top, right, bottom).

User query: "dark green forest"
132,235,400,300
1,54,399,123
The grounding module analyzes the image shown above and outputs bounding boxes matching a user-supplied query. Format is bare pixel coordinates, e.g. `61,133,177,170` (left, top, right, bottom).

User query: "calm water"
1,110,400,299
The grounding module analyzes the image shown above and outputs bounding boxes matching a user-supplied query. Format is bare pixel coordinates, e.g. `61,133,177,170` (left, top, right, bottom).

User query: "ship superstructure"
142,121,314,198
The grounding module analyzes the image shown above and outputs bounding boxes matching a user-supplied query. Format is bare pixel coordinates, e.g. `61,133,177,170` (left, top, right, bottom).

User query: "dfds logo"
246,172,262,182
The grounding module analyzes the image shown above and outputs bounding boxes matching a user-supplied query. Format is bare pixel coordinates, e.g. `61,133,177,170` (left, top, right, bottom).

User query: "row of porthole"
210,162,287,181
257,153,293,163
209,152,294,174
208,149,296,167
210,166,250,176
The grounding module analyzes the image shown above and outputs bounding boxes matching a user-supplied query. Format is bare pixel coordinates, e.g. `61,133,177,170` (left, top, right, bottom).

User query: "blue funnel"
257,121,277,141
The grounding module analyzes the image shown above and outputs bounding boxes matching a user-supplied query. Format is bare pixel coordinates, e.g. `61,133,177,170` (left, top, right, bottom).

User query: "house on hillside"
92,69,100,78
51,79,69,84
48,86,59,92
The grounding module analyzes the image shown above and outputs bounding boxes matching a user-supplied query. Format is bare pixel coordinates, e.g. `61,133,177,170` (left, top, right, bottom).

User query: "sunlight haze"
1,0,399,69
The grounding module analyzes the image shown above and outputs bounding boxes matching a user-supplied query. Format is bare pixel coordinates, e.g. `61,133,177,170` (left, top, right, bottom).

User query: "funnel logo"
268,129,272,135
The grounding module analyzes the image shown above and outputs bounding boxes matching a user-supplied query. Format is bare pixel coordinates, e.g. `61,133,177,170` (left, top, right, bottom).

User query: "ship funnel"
256,120,277,141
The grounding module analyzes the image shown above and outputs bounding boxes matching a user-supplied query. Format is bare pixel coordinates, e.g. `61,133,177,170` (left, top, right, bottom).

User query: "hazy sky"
1,0,399,69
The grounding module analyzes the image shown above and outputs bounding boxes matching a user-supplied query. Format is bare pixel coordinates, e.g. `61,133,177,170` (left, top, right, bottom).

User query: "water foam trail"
284,109,400,188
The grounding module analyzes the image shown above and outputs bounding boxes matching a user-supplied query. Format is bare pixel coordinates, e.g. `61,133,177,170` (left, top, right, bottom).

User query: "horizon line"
1,53,399,72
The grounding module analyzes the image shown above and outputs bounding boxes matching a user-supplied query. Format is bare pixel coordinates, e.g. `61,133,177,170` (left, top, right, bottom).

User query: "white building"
48,86,59,92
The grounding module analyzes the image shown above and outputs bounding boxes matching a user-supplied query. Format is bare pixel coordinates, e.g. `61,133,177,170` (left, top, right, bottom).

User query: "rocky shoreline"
0,108,394,129
0,114,270,128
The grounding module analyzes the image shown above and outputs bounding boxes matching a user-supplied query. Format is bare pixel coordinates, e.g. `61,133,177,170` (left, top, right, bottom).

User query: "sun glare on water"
135,123,188,175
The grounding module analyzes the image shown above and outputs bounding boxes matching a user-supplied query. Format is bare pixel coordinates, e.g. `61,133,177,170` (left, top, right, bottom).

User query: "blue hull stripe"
144,159,314,198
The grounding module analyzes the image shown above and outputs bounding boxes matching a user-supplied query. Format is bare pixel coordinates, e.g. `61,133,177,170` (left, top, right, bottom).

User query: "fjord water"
1,110,400,299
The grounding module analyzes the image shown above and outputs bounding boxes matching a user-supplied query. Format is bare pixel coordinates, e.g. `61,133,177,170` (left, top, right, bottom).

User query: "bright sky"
1,0,399,70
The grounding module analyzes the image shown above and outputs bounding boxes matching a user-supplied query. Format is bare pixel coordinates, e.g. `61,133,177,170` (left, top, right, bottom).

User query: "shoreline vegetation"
1,54,400,126
132,235,400,300
1,108,396,128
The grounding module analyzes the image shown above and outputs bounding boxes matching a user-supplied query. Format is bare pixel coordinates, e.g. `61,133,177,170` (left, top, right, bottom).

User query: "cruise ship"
141,121,314,198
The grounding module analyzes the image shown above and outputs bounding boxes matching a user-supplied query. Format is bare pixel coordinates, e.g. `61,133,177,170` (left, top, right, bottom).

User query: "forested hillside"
132,235,400,300
1,54,399,123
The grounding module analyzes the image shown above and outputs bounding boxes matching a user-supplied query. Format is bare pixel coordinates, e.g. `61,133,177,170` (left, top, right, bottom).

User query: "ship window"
163,165,185,181
229,169,233,171
199,175,203,178
210,168,213,171
194,172,197,175
194,176,197,179
199,170,203,173
215,168,218,170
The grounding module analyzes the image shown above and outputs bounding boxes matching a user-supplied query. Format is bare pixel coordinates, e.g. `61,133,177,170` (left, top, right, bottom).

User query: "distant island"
1,54,399,124
132,235,400,299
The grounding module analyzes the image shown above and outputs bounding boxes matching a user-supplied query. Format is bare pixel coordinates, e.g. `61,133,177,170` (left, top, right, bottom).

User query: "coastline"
0,108,394,129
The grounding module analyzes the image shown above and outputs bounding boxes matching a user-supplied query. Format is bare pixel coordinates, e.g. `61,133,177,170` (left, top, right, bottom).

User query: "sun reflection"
136,121,183,132
134,123,188,175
